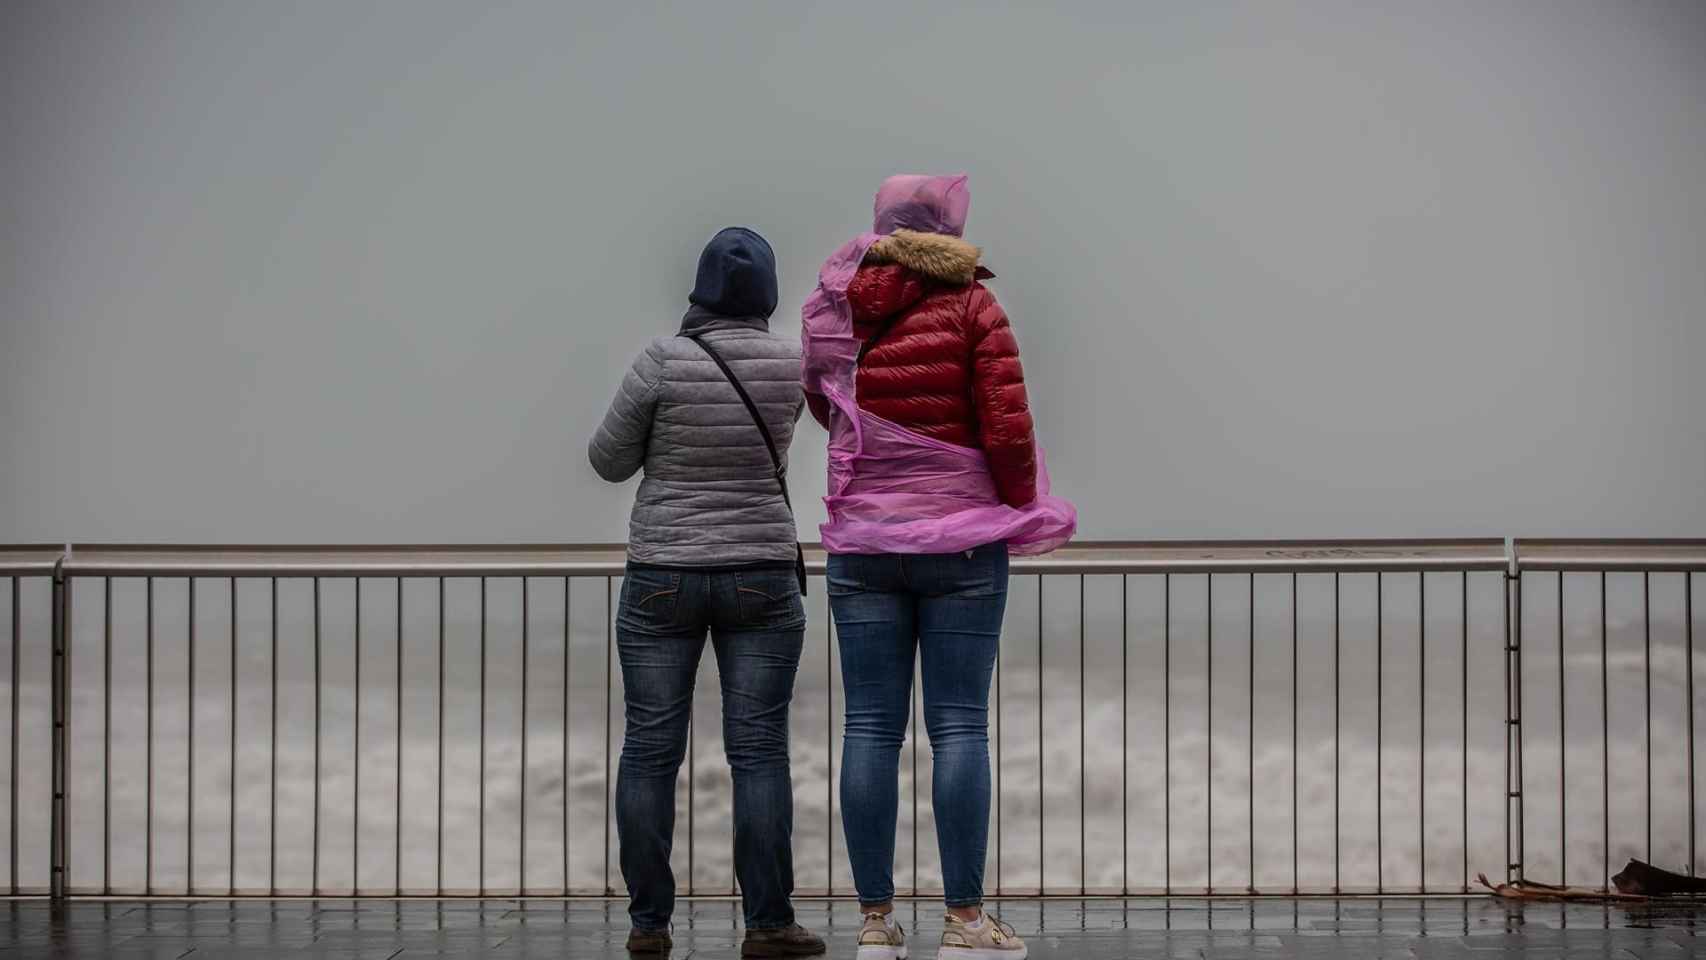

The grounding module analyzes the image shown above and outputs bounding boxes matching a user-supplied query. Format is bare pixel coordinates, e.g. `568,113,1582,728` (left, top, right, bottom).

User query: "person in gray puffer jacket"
588,227,824,958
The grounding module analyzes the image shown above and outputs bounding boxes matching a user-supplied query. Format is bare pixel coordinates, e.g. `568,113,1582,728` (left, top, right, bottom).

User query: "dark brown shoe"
741,922,826,957
626,926,673,954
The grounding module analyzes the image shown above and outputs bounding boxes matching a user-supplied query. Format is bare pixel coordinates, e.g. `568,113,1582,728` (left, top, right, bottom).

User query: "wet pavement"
0,896,1701,957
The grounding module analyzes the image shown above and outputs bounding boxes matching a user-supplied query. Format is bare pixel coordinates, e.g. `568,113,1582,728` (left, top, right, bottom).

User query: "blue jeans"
828,543,1010,908
615,565,806,931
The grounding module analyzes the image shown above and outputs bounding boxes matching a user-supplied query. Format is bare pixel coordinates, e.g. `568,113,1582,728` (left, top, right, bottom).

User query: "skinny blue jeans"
828,543,1009,908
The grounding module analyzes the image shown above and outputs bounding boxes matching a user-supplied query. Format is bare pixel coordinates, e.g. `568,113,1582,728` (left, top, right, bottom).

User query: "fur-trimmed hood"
864,229,989,285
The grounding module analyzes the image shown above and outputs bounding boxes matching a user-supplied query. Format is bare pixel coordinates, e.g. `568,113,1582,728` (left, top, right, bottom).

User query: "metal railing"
1509,540,1704,893
0,539,1700,899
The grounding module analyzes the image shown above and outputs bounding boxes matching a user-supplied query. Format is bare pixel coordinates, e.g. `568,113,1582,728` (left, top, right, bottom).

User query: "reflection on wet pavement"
1,896,1701,958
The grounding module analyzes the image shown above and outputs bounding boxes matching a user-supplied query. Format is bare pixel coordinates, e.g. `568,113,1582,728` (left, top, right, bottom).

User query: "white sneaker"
856,910,908,959
937,912,1026,960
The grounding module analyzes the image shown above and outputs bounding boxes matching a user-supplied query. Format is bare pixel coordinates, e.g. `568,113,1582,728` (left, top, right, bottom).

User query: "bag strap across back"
686,333,808,596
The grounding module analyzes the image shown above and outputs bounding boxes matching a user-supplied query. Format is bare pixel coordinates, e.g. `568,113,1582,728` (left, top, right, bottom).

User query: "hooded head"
856,174,988,291
872,174,970,237
689,226,778,319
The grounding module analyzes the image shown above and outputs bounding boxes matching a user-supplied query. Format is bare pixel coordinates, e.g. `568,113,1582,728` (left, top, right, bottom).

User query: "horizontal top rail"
1514,538,1706,572
1016,539,1509,574
49,538,1514,577
0,545,65,576
59,543,633,578
32,538,1706,576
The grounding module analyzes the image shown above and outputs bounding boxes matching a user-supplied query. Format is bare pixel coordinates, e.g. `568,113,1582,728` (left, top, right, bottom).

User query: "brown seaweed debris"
1478,859,1706,902
1477,873,1644,902
1611,859,1706,897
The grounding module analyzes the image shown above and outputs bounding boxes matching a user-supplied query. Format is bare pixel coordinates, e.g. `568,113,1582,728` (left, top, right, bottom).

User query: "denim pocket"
825,553,863,598
620,568,681,628
938,543,1010,598
734,569,805,629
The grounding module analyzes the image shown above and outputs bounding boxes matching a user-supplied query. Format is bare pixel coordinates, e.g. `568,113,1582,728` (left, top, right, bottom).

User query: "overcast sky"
3,0,1704,544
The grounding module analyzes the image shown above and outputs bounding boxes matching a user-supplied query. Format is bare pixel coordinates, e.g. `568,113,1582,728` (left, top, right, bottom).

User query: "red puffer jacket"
807,229,1038,507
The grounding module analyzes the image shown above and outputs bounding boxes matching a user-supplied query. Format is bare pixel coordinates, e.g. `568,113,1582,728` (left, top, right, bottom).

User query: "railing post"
50,556,69,901
1504,560,1525,885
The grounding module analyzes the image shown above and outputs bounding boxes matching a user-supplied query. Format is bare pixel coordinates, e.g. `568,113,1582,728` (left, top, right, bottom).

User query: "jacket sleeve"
967,286,1038,507
587,343,664,483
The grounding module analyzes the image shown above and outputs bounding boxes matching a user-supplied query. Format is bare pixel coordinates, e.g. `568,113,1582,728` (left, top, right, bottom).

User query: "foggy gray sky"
3,0,1705,543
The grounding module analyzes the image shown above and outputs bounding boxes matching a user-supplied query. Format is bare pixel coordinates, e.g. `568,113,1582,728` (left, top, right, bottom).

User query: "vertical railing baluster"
1037,574,1044,893
818,589,832,900
1419,571,1425,894
187,576,195,895
569,579,576,893
603,575,612,896
354,577,361,894
1291,572,1298,895
1248,573,1255,894
1461,571,1468,893
146,576,154,895
268,577,276,896
688,689,695,895
1643,572,1651,862
395,578,403,896
521,577,529,895
827,591,835,896
1163,573,1171,895
1079,573,1086,896
1121,574,1128,895
478,576,486,896
228,577,236,894
312,576,321,895
1207,573,1213,894
1333,572,1340,893
1558,572,1565,882
1376,571,1383,894
436,577,445,896
1687,572,1696,876
104,577,113,895
9,575,19,895
1600,571,1608,892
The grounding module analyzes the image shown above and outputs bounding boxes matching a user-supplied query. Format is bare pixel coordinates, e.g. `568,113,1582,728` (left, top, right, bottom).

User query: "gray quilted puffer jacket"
588,306,804,566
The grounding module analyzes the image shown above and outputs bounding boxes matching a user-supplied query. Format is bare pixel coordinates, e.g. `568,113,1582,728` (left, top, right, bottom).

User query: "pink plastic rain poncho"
801,175,1077,556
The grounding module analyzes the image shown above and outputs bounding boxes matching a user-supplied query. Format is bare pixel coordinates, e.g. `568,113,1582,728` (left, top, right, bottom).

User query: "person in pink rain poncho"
802,175,1075,960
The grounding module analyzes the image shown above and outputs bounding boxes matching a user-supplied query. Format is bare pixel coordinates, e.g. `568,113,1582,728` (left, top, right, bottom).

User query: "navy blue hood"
689,227,778,320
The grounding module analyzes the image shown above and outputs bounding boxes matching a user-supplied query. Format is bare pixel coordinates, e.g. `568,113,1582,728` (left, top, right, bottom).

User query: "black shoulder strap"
687,334,808,595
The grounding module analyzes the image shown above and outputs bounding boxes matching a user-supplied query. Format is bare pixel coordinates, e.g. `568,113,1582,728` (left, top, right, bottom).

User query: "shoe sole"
936,948,1026,960
856,946,908,960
